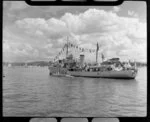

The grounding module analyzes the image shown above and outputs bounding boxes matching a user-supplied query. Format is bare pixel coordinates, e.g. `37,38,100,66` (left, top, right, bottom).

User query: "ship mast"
66,36,69,58
96,42,99,64
96,51,98,64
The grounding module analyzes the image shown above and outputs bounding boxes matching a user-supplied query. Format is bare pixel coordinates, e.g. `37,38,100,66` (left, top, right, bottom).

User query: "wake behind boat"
48,37,138,79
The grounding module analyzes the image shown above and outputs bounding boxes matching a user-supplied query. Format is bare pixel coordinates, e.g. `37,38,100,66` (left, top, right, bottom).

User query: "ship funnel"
80,54,85,67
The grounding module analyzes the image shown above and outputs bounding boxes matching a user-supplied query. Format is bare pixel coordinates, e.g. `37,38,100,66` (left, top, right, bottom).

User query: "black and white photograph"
3,1,147,117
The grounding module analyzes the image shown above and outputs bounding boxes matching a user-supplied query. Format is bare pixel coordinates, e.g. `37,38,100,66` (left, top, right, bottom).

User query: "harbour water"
3,66,147,117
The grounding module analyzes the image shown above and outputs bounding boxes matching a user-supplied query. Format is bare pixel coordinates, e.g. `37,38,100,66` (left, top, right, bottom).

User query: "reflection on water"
3,67,146,117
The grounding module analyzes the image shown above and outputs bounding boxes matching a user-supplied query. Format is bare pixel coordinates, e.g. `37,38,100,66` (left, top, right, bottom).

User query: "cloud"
128,10,138,17
4,8,147,62
4,41,34,56
3,25,64,62
16,18,69,39
16,8,145,38
113,6,120,12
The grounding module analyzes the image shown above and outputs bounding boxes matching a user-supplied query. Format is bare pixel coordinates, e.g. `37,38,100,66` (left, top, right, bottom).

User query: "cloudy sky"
3,1,147,63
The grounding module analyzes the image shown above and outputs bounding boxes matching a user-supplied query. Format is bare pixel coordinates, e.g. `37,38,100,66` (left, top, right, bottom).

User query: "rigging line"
53,39,99,61
54,42,67,60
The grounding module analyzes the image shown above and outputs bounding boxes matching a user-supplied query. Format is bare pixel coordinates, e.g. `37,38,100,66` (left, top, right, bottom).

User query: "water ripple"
3,67,147,117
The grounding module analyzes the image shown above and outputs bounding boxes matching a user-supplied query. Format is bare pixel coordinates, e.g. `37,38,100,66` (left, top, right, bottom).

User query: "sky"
3,1,147,63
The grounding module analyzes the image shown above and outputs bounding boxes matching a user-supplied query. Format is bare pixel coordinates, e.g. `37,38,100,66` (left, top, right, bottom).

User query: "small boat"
48,37,138,79
50,72,74,78
65,74,74,78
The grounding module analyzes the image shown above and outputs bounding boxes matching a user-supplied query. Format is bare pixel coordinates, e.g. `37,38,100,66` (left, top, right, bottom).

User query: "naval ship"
48,37,138,79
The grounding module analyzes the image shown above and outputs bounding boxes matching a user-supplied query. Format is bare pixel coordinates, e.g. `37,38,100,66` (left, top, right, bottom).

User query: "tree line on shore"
3,61,49,67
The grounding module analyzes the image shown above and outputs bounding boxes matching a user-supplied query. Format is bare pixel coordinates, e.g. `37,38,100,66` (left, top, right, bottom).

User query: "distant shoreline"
3,61,147,67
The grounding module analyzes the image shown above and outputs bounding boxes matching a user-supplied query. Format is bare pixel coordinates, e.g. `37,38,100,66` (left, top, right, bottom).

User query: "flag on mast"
101,53,104,61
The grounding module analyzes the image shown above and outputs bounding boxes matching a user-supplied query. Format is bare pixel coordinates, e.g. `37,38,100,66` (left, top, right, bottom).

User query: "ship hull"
68,70,137,79
49,66,137,79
